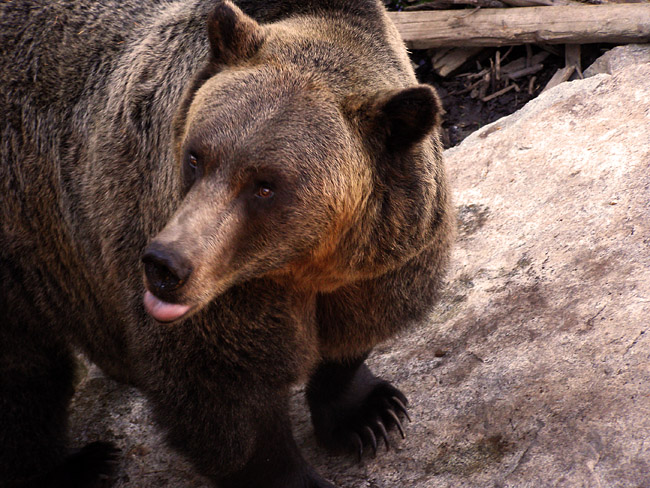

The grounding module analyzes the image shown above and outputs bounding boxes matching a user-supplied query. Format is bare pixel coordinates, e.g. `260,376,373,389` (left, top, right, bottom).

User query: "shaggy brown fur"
0,1,453,486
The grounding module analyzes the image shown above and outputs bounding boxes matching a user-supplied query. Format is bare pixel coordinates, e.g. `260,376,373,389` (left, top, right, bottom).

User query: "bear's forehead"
184,68,350,161
190,67,332,121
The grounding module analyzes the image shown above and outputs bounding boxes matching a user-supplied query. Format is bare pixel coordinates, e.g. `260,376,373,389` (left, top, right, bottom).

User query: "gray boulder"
69,63,650,487
584,44,650,78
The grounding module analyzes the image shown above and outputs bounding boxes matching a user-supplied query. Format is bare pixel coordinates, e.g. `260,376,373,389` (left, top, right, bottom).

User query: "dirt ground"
411,43,615,147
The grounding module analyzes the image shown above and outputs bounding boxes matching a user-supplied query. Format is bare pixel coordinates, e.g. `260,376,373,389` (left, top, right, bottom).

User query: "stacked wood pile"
386,1,650,100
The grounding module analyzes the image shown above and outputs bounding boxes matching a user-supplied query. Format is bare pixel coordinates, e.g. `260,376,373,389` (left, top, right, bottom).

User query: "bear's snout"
142,243,193,296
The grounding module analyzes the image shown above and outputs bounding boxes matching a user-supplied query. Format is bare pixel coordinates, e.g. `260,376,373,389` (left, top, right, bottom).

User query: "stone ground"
69,46,650,487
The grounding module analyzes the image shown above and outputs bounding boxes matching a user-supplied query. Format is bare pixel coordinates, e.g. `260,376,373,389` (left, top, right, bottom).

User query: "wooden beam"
564,44,583,79
388,5,650,49
542,65,575,92
432,47,484,76
500,51,550,76
404,0,509,9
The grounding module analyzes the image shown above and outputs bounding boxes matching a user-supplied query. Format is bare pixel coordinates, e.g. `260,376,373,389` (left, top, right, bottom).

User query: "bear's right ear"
355,85,443,152
207,1,264,64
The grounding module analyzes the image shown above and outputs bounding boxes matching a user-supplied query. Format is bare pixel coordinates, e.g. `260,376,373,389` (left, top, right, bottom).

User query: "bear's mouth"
143,290,194,324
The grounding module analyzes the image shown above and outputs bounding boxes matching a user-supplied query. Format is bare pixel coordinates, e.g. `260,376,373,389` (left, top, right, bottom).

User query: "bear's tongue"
143,291,191,323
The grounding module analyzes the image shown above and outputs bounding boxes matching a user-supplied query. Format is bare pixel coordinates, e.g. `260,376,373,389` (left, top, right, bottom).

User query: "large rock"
584,44,650,77
69,63,650,487
376,61,650,488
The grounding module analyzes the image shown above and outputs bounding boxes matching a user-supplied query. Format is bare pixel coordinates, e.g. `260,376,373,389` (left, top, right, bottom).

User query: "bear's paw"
308,364,411,462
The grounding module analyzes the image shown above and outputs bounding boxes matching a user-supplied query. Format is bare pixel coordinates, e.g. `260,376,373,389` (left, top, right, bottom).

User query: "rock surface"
584,43,650,77
69,61,650,487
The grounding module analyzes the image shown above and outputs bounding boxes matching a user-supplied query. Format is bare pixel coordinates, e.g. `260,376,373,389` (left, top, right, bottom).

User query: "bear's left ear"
367,85,443,151
207,1,265,64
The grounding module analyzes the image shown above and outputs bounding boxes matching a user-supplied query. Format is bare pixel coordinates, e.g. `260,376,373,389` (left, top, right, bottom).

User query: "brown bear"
0,0,453,487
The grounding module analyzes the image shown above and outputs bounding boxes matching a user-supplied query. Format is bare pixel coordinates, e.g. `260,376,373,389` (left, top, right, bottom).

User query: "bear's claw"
375,419,390,450
309,375,411,462
66,441,121,485
23,441,121,488
351,386,410,460
386,408,405,439
391,396,411,422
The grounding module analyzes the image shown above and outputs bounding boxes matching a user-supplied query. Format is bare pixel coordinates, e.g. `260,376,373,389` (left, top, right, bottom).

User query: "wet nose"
142,243,192,295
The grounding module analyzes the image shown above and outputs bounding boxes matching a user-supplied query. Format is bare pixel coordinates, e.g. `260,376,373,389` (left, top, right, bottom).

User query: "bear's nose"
142,243,192,295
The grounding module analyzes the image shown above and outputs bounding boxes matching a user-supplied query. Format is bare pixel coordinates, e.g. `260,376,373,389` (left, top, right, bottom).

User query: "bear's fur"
0,0,453,486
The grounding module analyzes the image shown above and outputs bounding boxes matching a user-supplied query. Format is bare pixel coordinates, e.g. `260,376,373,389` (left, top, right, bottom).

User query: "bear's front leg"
143,366,334,488
308,243,451,460
306,355,410,460
216,394,335,488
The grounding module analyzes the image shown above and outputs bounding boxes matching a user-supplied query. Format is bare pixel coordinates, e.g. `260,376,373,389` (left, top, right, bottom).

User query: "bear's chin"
143,290,194,324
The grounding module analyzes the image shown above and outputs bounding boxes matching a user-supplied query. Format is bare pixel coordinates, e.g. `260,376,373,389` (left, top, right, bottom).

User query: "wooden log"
501,0,584,5
432,47,484,76
542,65,575,92
505,63,545,80
499,0,553,6
388,5,650,48
500,51,550,76
482,83,517,102
399,0,582,8
404,0,509,10
564,44,583,79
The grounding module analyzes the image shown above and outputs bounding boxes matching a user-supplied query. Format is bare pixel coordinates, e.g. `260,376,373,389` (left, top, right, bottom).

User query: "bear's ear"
207,1,264,64
367,85,443,151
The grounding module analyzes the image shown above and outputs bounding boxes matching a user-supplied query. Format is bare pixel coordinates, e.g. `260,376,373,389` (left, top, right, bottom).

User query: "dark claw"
375,419,390,451
386,409,405,439
363,425,377,456
391,396,411,422
352,432,363,463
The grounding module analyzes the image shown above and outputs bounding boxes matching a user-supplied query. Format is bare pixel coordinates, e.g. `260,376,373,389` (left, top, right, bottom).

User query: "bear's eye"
255,184,274,199
187,153,198,170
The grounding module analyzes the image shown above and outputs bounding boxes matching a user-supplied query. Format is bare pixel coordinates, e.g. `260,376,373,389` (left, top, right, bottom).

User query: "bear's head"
142,1,442,323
